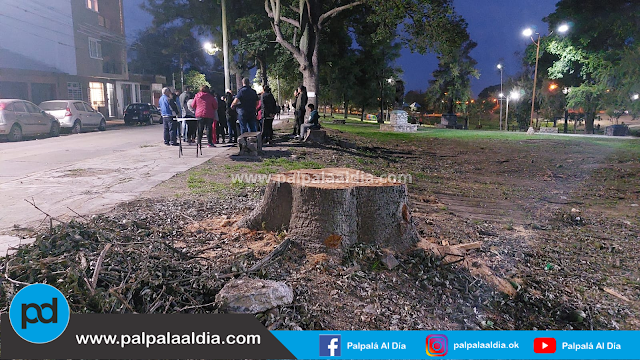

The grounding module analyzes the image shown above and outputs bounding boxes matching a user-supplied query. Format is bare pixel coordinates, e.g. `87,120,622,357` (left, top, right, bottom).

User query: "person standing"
216,92,227,143
294,85,308,138
159,87,180,146
261,85,278,144
192,85,218,148
231,78,259,134
225,90,238,143
179,86,194,142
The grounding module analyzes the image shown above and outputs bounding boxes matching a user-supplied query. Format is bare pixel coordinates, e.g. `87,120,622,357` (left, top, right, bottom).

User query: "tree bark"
236,168,419,253
265,0,363,109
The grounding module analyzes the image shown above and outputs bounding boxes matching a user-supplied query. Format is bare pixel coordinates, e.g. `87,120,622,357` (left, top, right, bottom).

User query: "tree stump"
236,168,418,253
304,129,326,143
238,132,262,156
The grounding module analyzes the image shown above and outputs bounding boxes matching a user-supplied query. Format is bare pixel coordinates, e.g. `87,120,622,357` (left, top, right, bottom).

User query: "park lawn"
322,119,640,153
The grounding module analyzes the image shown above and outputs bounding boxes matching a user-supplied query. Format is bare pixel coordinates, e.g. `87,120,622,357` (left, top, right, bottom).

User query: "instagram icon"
426,334,448,357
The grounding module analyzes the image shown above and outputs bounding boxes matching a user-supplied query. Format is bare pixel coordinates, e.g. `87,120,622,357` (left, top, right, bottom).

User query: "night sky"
123,0,559,95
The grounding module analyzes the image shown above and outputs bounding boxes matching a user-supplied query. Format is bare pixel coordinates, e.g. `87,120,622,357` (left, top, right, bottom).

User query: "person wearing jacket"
225,90,238,143
159,87,180,146
192,85,218,147
261,86,278,144
294,85,308,138
215,92,227,143
300,103,321,141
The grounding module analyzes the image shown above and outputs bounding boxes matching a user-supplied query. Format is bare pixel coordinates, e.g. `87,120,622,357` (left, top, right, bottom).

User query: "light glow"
522,28,534,37
558,24,570,33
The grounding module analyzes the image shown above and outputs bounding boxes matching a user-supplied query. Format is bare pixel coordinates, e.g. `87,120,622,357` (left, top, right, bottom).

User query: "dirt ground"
3,121,639,331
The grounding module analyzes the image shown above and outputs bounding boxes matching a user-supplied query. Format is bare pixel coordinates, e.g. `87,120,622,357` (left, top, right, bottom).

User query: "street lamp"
497,63,504,130
522,24,569,134
633,94,639,101
505,90,520,131
203,42,221,55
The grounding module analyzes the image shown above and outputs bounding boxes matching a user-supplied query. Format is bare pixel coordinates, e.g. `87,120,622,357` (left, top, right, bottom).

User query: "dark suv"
123,103,161,125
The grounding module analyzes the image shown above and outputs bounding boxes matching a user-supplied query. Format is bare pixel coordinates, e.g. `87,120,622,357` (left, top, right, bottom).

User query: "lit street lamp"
522,24,569,134
505,91,520,131
497,64,504,130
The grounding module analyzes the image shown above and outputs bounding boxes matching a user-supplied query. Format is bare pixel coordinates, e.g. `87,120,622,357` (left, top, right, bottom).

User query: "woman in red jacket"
192,85,218,147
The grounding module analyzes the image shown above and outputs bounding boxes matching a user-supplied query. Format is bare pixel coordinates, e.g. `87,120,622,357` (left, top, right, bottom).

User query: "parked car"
0,99,60,142
39,100,106,133
123,103,161,125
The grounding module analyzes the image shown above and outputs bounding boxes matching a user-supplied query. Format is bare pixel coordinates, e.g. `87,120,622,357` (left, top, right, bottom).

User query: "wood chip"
603,287,631,302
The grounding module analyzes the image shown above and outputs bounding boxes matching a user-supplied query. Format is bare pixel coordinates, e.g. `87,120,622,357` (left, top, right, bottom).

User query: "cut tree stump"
304,129,326,143
238,131,262,156
236,168,419,253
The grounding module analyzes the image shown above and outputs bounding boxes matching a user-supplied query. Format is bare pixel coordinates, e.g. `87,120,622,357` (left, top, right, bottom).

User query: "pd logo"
319,334,341,357
426,334,448,357
9,283,70,344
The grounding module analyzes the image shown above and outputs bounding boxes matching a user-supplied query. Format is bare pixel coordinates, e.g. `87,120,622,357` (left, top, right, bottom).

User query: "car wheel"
147,116,153,125
124,120,134,126
98,119,107,131
50,122,60,137
8,124,23,142
72,120,82,134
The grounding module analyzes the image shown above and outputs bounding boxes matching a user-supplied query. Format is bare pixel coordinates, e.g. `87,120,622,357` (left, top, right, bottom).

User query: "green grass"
261,157,322,171
323,121,640,153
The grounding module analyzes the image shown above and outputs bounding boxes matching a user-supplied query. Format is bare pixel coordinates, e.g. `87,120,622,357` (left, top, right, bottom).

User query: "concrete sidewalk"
0,124,232,254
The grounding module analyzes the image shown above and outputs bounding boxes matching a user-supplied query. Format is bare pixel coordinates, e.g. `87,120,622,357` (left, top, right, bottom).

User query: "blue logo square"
319,334,341,357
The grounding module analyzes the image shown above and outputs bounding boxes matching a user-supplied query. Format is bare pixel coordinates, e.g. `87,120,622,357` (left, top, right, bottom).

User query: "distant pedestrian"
159,87,180,146
216,92,227,143
231,78,259,134
261,85,278,144
173,89,182,117
225,90,238,143
294,85,308,138
192,85,218,147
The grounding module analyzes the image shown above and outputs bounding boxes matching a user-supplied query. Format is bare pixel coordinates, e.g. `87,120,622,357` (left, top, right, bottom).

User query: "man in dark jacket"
261,85,278,144
294,85,308,138
215,92,227,143
225,90,238,143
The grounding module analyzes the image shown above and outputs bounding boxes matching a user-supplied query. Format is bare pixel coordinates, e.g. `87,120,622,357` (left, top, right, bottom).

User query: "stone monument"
380,80,418,133
440,97,458,128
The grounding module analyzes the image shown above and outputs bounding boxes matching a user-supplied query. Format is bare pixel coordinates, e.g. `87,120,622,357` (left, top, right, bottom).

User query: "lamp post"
523,24,569,135
497,64,504,130
505,90,520,131
562,87,571,133
221,0,230,92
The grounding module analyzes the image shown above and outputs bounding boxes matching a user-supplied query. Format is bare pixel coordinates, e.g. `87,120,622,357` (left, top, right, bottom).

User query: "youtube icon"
534,338,557,353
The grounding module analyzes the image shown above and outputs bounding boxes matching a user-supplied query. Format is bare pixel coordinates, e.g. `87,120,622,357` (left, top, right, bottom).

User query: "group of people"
158,78,319,147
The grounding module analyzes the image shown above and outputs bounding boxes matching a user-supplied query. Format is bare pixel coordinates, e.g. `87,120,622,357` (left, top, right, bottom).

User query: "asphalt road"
0,120,232,253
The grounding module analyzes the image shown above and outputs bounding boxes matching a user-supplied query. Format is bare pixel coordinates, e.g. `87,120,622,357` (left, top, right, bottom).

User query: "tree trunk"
235,72,243,92
585,111,595,134
236,168,419,254
344,101,348,119
257,55,268,87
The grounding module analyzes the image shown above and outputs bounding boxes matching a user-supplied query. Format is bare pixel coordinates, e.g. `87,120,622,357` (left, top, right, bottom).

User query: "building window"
86,0,98,12
89,38,102,59
89,82,105,108
67,82,83,100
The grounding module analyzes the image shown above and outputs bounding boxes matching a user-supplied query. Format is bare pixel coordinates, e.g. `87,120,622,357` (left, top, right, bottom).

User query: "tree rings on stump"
236,168,418,253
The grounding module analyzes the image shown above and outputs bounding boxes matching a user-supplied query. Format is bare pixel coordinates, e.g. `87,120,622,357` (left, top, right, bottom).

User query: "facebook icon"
319,334,341,357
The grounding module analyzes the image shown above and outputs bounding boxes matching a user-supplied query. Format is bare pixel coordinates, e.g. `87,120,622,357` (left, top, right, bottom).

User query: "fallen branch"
90,243,113,294
603,287,631,302
249,238,292,272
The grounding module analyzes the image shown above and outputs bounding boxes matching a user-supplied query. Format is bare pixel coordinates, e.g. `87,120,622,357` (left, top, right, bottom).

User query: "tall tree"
542,0,640,133
427,39,479,114
265,0,470,106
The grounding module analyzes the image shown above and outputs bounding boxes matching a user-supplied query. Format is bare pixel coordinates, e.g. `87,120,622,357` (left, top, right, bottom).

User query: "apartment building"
0,0,158,118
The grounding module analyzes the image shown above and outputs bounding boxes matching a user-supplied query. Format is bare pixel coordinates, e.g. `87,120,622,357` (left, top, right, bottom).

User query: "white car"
39,100,106,133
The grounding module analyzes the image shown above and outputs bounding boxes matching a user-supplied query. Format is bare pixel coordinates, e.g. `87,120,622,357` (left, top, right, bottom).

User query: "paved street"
0,121,232,253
